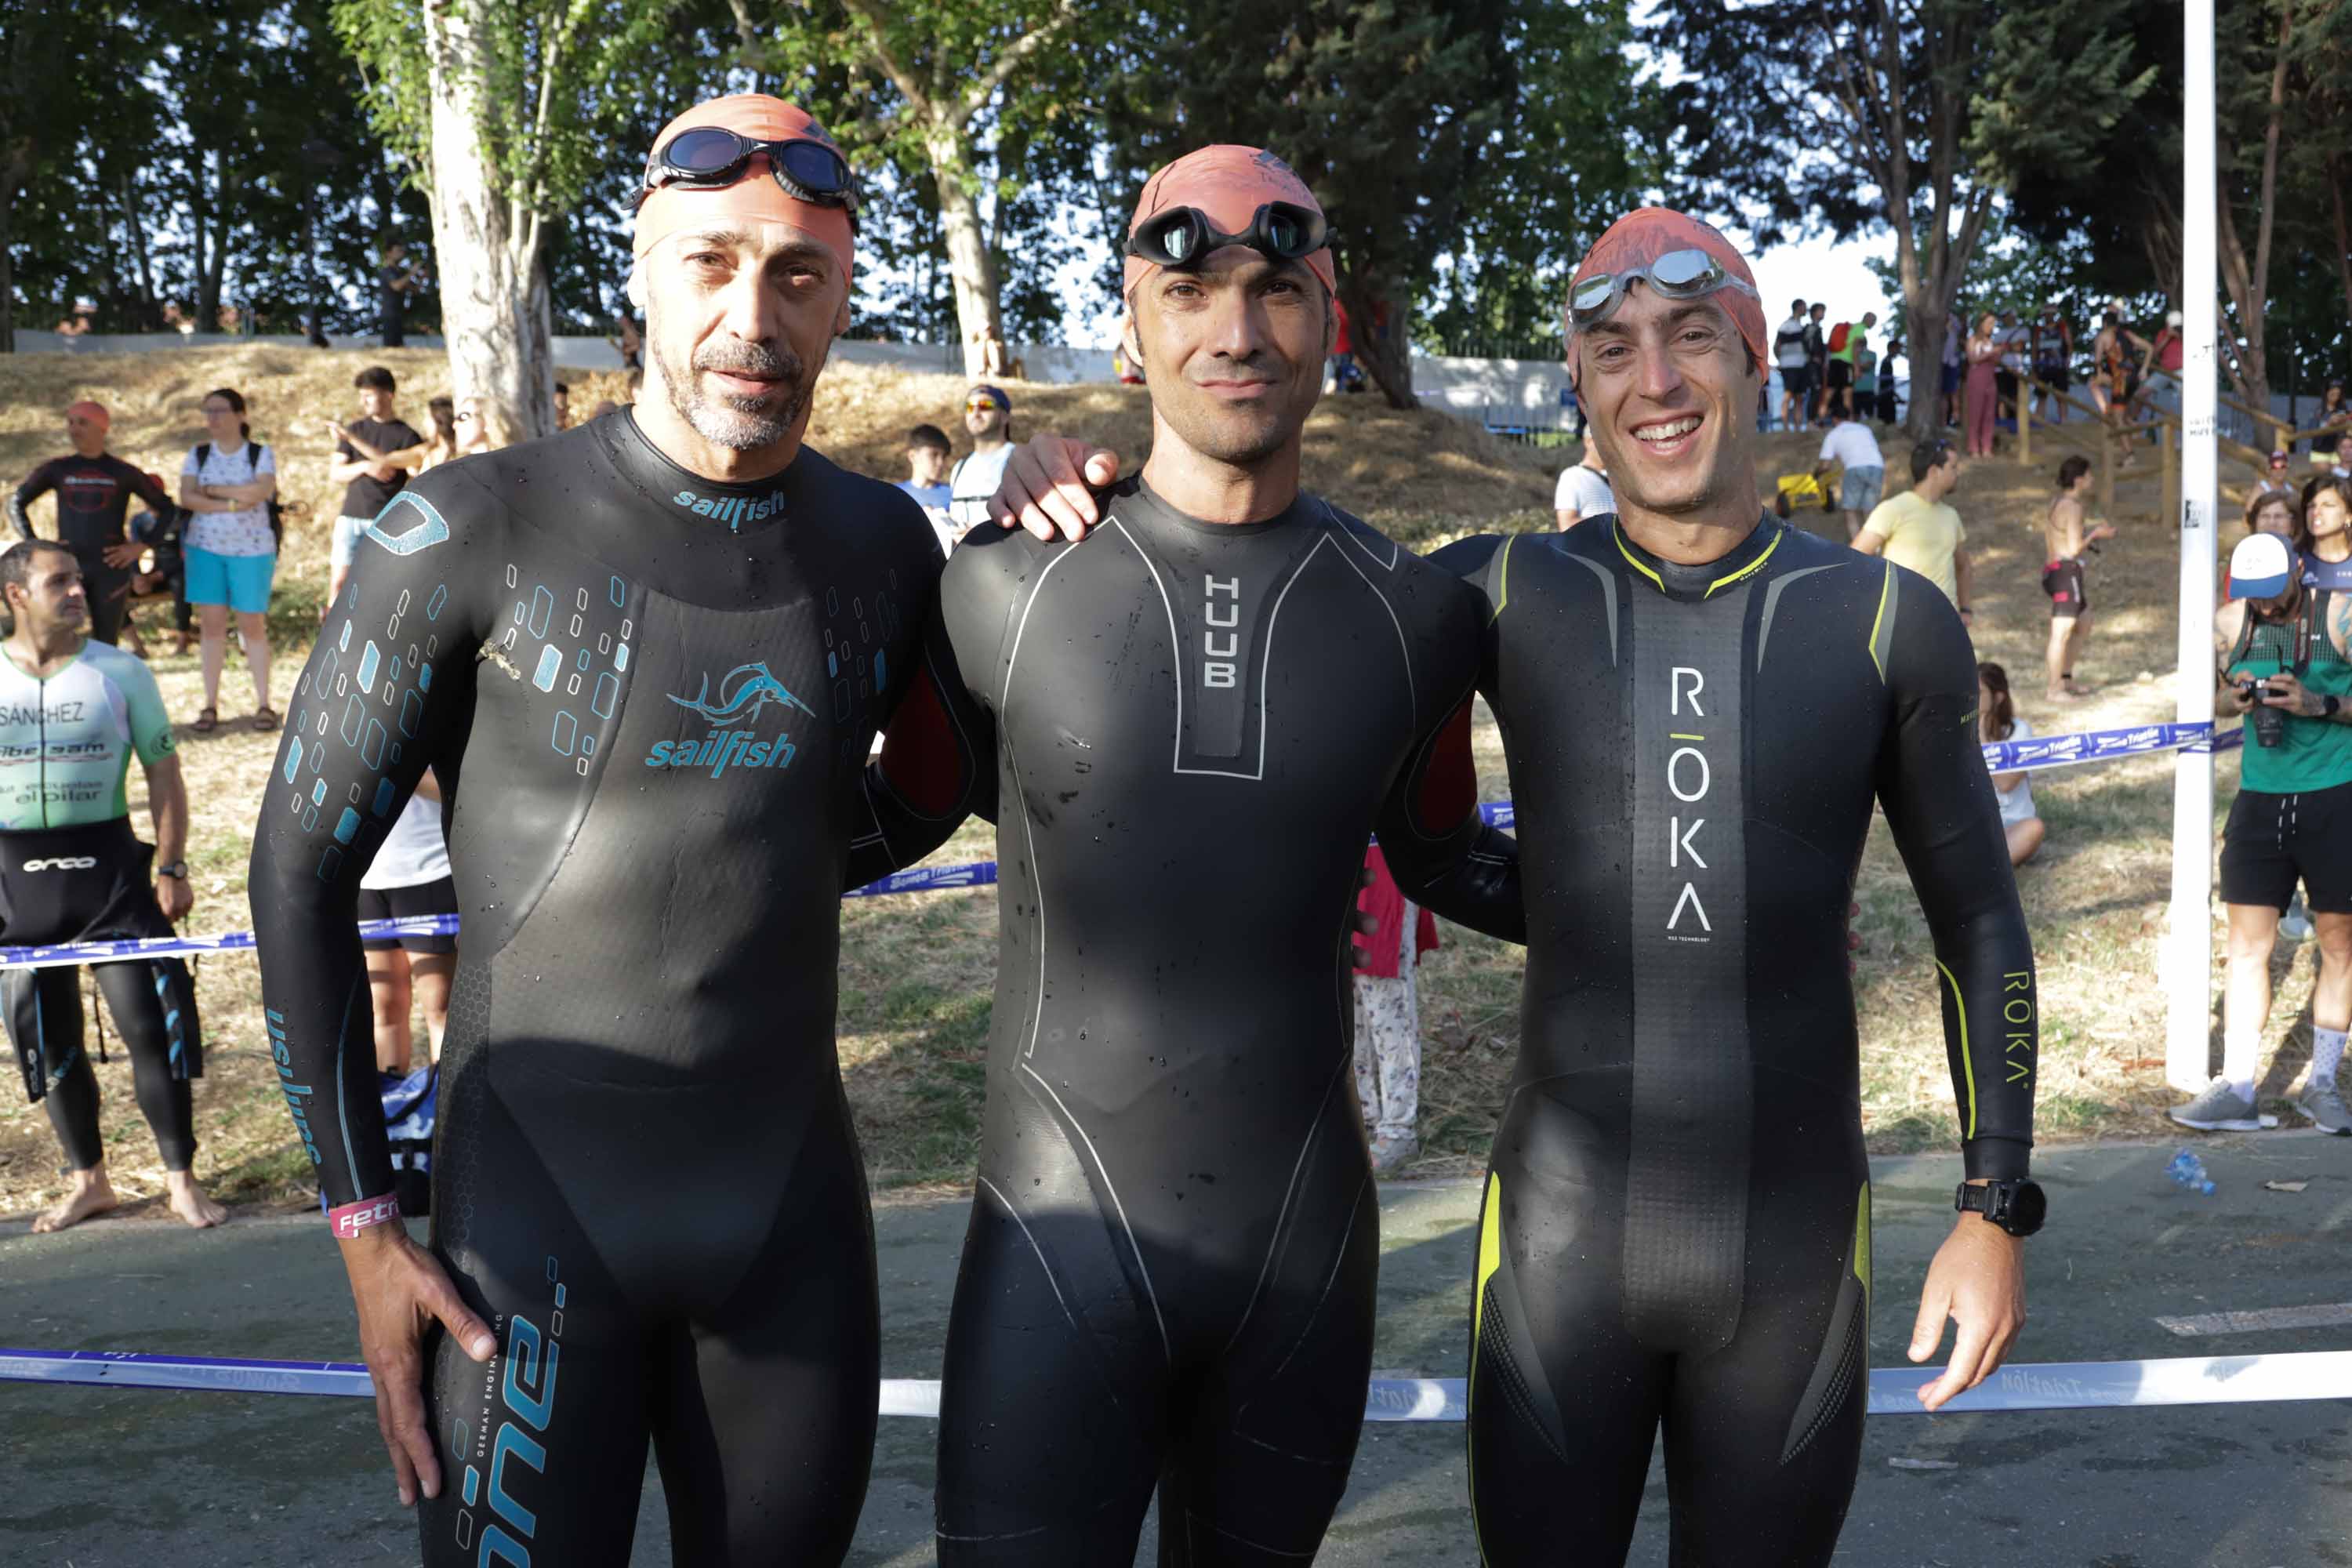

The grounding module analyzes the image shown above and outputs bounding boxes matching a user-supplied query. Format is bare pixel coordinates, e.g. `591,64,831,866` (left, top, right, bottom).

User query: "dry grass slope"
0,347,2270,1218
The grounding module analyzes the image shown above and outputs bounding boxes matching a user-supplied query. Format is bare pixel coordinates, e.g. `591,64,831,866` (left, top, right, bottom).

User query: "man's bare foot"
31,1171,119,1233
164,1171,228,1229
2045,685,2085,702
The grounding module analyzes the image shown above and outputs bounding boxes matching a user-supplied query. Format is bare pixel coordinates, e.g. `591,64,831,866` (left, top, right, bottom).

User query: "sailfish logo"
648,662,817,777
666,662,817,725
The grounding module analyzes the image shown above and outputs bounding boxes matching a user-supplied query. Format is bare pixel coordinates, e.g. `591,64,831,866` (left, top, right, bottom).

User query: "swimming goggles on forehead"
1569,248,1759,328
1124,202,1330,271
644,126,858,213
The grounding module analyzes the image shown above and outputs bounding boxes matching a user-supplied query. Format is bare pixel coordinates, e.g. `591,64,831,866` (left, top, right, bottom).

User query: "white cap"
2227,532,2292,601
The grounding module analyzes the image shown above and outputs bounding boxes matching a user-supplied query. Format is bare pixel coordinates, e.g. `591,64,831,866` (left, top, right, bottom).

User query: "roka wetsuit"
0,635,201,1173
247,411,941,1566
1433,517,2037,1566
853,478,1520,1565
10,456,176,646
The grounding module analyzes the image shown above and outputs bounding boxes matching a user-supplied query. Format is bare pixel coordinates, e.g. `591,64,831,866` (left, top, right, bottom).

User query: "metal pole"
2166,0,2220,1092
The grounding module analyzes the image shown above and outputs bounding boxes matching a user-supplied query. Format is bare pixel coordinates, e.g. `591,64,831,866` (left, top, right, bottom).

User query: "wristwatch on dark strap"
157,861,189,880
2325,695,2342,719
1955,1178,2045,1237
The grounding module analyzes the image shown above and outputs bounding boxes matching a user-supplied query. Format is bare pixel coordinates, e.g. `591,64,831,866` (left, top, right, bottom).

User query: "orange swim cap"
64,400,109,431
633,95,855,274
1567,208,1768,380
1124,145,1336,299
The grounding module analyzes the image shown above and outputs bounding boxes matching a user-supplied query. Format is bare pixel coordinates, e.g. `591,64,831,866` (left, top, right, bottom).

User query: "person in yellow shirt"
1853,437,1973,629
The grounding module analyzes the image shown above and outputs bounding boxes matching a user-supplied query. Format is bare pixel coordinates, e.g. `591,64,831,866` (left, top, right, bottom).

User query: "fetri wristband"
328,1194,402,1240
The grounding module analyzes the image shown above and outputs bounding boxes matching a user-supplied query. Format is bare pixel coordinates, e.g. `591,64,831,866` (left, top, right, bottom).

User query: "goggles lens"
1570,249,1751,327
1127,203,1328,270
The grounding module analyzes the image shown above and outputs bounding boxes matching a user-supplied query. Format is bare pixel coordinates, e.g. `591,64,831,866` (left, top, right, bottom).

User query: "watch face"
2004,1181,2047,1236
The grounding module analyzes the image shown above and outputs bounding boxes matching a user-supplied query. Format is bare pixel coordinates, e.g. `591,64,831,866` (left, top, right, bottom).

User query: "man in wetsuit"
9,401,178,647
249,95,1073,1566
0,540,215,1233
851,145,1519,1565
993,208,2042,1568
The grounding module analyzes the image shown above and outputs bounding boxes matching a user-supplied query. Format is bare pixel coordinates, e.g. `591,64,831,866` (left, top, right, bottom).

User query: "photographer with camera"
2181,477,2352,1135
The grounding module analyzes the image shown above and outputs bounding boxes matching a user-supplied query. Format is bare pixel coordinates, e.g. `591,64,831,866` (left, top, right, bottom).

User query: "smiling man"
850,144,1519,1565
249,94,1002,1566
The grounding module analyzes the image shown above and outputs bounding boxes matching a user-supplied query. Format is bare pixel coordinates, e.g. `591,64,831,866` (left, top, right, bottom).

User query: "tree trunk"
1340,276,1416,411
2215,5,2293,410
0,160,14,353
927,130,1002,380
424,0,555,443
119,168,160,328
2329,155,2352,339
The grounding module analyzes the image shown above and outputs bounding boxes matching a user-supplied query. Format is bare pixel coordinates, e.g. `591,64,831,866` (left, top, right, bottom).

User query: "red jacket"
1351,846,1439,979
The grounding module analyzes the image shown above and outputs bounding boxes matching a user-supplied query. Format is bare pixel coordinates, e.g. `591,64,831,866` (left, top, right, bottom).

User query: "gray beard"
653,336,815,451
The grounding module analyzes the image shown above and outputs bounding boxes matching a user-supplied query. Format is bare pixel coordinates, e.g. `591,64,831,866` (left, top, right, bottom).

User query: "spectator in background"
1809,402,1885,539
948,384,1014,535
2189,491,2352,1136
1993,308,2030,424
975,322,1018,380
1328,297,1359,394
358,769,457,1080
1352,846,1436,1174
177,387,278,735
323,366,426,609
56,303,93,349
2031,303,2074,423
1942,310,1964,426
1553,439,1613,529
2041,454,2114,700
2255,448,2296,501
1824,309,1874,421
379,240,423,348
1963,310,2002,458
453,395,495,457
1877,339,1904,424
612,313,642,371
1854,437,1973,622
1853,339,1881,427
1803,301,1829,423
2092,309,2151,462
1112,344,1145,386
418,397,459,470
1978,662,2045,866
8,399,177,647
126,472,193,659
898,423,957,555
2311,380,2347,474
162,302,195,337
1774,297,1810,430
554,382,573,431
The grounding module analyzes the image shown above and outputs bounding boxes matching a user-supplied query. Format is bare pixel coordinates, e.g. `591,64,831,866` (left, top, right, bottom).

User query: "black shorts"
2036,364,2071,394
1780,365,1813,397
358,876,459,953
2042,557,2089,619
1826,358,1853,390
2221,779,2352,913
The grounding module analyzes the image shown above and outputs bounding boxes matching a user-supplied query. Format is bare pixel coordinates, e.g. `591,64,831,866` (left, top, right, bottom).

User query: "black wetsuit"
1428,517,2037,1566
247,411,940,1567
9,454,176,645
854,478,1519,1566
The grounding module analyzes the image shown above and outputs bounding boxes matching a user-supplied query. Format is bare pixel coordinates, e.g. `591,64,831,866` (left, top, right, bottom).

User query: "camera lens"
2253,704,2287,747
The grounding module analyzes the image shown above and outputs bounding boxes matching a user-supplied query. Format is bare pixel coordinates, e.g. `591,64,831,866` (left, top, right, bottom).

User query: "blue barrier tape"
7,1346,2349,1416
1982,719,2241,775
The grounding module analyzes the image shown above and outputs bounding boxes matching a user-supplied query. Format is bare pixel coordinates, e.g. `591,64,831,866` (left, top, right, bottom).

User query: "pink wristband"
328,1194,402,1240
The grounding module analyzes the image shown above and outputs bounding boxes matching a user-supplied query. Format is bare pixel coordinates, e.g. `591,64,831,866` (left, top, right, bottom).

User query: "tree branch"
956,0,1084,126
836,0,937,119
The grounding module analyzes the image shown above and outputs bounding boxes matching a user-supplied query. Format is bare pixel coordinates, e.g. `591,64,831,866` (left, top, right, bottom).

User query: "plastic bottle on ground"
2166,1149,2216,1194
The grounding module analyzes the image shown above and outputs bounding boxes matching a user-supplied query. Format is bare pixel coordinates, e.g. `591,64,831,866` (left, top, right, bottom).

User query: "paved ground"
5,1134,2350,1566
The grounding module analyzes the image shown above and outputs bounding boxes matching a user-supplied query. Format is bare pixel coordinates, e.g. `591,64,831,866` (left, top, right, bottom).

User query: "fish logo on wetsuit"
648,662,819,776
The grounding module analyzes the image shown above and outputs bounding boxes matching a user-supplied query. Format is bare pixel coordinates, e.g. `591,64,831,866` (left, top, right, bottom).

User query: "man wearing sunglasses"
989,207,2041,1567
946,383,1014,539
251,93,1081,1567
852,143,1519,1564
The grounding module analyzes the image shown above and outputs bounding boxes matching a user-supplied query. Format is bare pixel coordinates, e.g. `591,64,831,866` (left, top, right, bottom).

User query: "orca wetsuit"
248,411,941,1567
1,635,201,1173
1432,517,2036,1566
854,478,1520,1566
10,455,177,645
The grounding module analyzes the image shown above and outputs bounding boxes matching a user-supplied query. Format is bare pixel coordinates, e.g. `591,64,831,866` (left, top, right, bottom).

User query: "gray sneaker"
1369,1130,1419,1174
2296,1080,2352,1135
2281,896,2315,942
2169,1078,2268,1132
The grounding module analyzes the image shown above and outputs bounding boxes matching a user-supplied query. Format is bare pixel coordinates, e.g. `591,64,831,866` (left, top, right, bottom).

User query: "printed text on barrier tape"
1980,720,2241,775
7,1347,2351,1416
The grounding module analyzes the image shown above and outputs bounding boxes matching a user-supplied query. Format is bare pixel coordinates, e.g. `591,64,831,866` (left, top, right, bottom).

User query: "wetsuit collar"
1116,474,1315,538
1610,511,1782,601
606,406,804,535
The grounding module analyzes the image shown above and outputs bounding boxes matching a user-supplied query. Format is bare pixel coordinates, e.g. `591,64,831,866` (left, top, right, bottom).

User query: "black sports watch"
156,861,189,880
2325,694,2342,720
1955,1178,2045,1237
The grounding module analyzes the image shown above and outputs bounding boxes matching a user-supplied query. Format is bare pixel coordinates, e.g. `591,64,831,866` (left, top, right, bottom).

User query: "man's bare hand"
341,1226,498,1506
991,435,1122,541
100,543,142,568
1907,1209,2027,1410
154,873,193,922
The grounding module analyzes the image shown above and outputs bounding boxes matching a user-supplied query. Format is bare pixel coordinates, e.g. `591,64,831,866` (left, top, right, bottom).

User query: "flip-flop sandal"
252,706,280,734
192,706,218,735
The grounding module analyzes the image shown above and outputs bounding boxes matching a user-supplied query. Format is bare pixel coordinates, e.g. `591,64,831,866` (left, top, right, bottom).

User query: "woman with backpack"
176,386,278,733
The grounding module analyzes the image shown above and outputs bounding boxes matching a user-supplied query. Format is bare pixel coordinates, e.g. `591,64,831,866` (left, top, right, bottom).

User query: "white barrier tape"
9,1348,2350,1417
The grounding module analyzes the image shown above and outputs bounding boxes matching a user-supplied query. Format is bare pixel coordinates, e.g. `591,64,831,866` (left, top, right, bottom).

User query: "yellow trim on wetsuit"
1853,1182,1872,1295
1866,561,1895,681
1612,522,1665,594
1468,1171,1504,1566
1490,535,1518,623
1704,526,1783,597
1934,957,1977,1138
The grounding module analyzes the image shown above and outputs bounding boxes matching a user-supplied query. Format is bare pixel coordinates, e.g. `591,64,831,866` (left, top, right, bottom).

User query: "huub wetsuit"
248,411,941,1567
0,636,201,1172
853,477,1519,1565
10,455,177,645
1433,517,2036,1566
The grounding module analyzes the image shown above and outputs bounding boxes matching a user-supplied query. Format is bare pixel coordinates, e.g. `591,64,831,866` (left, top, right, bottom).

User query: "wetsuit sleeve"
1874,568,2036,1178
1374,693,1523,944
847,606,997,889
248,477,488,1229
9,459,59,540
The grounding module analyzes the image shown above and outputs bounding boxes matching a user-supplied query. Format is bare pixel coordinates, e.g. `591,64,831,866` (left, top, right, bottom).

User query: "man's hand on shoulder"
993,435,1122,542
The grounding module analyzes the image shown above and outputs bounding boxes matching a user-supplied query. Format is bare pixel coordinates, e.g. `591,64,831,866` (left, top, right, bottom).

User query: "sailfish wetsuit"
853,477,1520,1565
247,410,942,1566
1429,517,2036,1566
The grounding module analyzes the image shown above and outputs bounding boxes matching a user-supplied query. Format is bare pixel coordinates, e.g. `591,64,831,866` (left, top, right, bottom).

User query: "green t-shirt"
2230,613,2352,796
0,637,178,829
